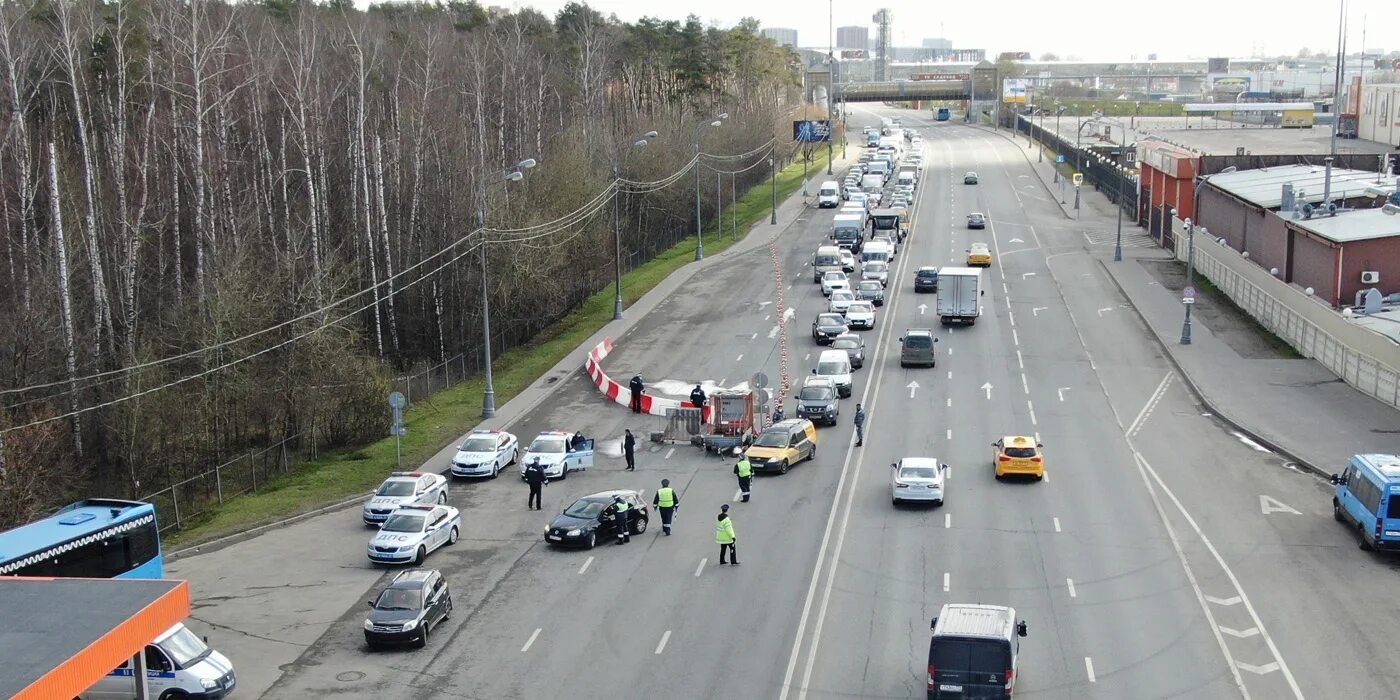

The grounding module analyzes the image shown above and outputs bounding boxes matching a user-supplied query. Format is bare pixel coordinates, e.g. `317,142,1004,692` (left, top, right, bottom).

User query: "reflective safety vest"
656,487,677,508
613,500,630,515
735,459,753,478
716,516,736,544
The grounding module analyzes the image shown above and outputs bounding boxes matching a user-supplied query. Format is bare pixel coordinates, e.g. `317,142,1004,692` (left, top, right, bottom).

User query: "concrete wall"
1174,217,1400,409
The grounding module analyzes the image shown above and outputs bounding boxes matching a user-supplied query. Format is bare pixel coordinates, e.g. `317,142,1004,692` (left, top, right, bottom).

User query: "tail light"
927,664,936,689
1030,457,1042,463
1005,667,1015,691
896,483,909,489
998,455,1011,462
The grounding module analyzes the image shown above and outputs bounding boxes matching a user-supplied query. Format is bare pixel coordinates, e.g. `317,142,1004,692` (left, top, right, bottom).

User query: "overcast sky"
474,0,1394,62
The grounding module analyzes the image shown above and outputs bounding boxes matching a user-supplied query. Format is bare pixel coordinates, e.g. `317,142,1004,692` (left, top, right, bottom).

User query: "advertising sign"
910,73,969,81
1002,79,1028,103
793,120,832,143
1211,75,1251,91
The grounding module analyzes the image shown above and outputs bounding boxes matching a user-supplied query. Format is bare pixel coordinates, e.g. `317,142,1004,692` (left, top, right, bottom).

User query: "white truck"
936,267,982,326
813,245,844,282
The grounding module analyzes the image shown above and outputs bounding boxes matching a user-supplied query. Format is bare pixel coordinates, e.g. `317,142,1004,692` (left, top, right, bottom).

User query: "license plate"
939,685,962,692
546,535,560,541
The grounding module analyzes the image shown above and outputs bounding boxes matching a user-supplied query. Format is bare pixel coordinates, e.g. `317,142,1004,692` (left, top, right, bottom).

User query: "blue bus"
0,499,163,578
1331,454,1400,551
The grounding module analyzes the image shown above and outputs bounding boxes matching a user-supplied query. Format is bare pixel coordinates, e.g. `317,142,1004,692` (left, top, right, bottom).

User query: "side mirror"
942,464,950,473
933,338,940,343
368,600,376,607
1329,473,1342,485
890,462,898,469
930,616,938,630
898,337,904,342
1037,443,1044,448
1017,621,1028,637
991,442,998,447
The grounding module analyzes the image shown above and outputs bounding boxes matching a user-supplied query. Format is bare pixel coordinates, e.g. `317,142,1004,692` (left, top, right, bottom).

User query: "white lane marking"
945,513,951,529
751,333,759,340
1097,307,1113,317
765,315,771,321
1206,595,1243,607
943,572,951,592
1003,282,1009,295
1058,387,1070,401
1085,657,1096,683
1016,350,1024,369
947,347,953,356
736,354,744,362
655,630,672,655
1034,431,1041,443
1053,517,1062,532
946,428,952,440
944,466,952,480
1128,373,1173,436
1259,495,1302,515
521,628,542,652
1220,626,1262,639
789,282,794,290
769,325,780,339
1028,400,1037,425
947,370,952,380
1022,272,1036,279
665,448,675,459
1008,310,1016,327
1237,661,1281,676
1066,578,1077,598
1042,470,1049,482
578,556,594,575
695,558,708,577
946,398,951,408
1021,374,1030,395
1012,329,1019,346
806,353,812,361
1032,306,1047,316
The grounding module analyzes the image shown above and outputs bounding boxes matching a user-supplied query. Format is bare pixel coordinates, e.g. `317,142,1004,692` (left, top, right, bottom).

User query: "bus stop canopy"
0,577,189,699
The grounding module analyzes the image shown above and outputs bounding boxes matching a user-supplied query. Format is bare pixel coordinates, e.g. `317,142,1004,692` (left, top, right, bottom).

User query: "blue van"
1331,454,1400,550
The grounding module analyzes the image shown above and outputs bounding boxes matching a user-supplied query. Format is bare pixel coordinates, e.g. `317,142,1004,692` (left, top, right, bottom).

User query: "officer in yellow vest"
734,454,753,502
653,479,680,535
607,494,631,545
716,504,738,565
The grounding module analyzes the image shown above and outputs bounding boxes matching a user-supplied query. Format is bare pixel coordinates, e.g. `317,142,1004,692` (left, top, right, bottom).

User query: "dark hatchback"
812,313,849,344
914,267,940,293
544,490,650,549
364,569,452,650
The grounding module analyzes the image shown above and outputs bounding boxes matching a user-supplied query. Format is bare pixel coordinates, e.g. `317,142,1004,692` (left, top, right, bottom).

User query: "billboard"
910,73,969,81
793,120,832,143
1002,79,1028,103
1211,75,1251,91
1207,57,1230,73
840,49,867,59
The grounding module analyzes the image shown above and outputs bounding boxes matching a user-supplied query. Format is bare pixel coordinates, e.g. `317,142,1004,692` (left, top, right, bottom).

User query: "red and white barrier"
585,337,711,420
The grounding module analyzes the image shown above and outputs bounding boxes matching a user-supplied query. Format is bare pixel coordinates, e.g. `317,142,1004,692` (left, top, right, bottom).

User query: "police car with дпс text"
450,429,518,478
363,471,448,525
367,504,461,566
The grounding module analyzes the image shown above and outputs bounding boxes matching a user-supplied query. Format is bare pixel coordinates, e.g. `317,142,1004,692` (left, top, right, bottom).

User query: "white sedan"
828,290,856,314
845,301,876,329
367,504,461,565
891,457,948,506
520,431,594,480
820,271,850,297
839,249,856,272
450,429,518,478
362,471,448,526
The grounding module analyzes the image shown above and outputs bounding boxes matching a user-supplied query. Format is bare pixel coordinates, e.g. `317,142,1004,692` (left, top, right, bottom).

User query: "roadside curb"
1095,256,1326,478
166,493,367,561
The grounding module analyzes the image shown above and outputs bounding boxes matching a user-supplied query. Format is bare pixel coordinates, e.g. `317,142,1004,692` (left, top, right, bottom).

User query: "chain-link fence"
1015,115,1138,221
143,434,302,533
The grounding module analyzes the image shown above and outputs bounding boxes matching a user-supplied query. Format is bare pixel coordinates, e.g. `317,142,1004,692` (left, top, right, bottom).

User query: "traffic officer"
653,479,680,535
609,494,631,545
690,384,707,410
716,504,738,565
854,403,867,447
629,375,645,413
623,429,637,471
524,458,548,510
734,453,753,503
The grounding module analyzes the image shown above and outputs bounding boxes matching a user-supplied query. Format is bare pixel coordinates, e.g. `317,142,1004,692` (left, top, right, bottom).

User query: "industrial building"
1359,83,1400,147
836,26,868,52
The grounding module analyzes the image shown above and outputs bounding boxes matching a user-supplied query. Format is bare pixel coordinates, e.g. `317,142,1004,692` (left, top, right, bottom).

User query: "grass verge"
166,148,832,549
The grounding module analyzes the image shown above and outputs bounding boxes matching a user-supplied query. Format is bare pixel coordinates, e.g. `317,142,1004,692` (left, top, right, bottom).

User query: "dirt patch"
1140,259,1302,360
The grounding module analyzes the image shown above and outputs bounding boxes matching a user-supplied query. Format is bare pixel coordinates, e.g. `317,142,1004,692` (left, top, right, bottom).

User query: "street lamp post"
1180,218,1200,345
731,172,737,241
612,131,657,321
1114,148,1126,262
769,156,777,224
694,113,727,261
479,157,537,418
1054,108,1064,184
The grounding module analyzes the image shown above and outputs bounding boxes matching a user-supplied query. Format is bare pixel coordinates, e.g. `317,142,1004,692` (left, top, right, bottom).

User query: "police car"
367,504,461,565
81,622,236,699
363,472,449,525
519,430,594,480
450,429,519,478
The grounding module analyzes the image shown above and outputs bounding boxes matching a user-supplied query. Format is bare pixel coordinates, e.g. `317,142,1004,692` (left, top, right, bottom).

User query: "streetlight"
695,113,728,261
1180,218,1206,345
769,156,777,224
612,131,657,321
479,157,537,418
1114,142,1132,262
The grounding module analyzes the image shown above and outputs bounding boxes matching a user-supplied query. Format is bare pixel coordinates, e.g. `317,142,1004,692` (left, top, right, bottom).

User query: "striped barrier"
585,337,712,421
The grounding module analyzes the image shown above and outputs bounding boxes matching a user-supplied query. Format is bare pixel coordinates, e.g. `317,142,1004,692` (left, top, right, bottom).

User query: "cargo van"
82,622,236,699
897,169,917,190
862,240,893,266
817,180,840,208
927,604,1027,699
832,214,865,253
815,349,853,397
812,245,844,282
861,172,885,193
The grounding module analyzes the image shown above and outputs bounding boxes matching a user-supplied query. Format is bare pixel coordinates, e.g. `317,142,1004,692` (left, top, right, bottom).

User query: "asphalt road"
165,107,1400,700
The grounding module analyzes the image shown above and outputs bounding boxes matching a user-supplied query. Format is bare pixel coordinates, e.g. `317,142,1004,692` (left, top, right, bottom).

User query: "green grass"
166,149,832,549
1035,98,1185,117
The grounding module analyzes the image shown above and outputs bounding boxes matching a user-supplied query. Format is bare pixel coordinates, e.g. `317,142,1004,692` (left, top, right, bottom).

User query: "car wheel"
892,497,900,506
995,472,1004,482
934,499,944,507
159,692,190,700
632,517,647,535
444,596,453,619
447,526,459,545
1035,474,1044,482
418,622,430,648
413,546,426,566
1359,525,1374,550
1333,500,1344,522
585,532,596,549
437,491,447,505
510,447,519,465
778,460,789,475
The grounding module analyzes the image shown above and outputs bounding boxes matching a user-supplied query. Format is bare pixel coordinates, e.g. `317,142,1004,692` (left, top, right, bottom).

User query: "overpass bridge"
835,80,972,103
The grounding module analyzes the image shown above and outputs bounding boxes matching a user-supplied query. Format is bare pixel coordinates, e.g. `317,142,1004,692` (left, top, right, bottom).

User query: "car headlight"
202,677,219,690
363,619,375,631
567,529,581,537
544,526,551,535
401,619,418,631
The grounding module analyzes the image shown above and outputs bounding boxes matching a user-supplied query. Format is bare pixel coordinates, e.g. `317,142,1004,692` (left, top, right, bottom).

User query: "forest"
0,0,802,525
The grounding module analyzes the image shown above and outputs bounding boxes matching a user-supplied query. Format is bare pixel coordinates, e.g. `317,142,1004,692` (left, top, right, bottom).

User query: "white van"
812,245,844,282
861,172,884,193
896,170,916,190
818,180,840,208
816,349,853,398
832,214,865,251
862,240,893,265
83,622,236,699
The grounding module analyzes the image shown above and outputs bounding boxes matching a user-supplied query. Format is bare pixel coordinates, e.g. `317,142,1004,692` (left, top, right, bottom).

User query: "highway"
166,107,1400,700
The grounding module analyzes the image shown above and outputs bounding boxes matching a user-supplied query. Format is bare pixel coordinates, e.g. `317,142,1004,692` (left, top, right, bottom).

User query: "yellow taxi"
992,436,1044,480
744,419,818,475
966,242,992,267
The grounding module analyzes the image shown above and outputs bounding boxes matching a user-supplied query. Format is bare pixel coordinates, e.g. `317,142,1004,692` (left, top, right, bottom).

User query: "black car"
812,313,849,344
914,267,940,293
364,569,452,650
966,213,987,229
544,490,650,548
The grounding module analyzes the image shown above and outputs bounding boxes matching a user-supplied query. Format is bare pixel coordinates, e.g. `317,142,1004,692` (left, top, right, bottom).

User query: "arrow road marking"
1032,306,1048,316
1259,495,1302,515
1058,387,1071,401
1205,595,1243,607
1008,237,1024,243
1236,661,1280,675
1219,626,1261,639
907,381,920,398
1022,272,1036,279
918,303,928,315
981,382,993,399
1096,307,1113,316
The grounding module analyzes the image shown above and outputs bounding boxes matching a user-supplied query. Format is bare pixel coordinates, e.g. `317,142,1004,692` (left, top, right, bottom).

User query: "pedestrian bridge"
835,80,971,103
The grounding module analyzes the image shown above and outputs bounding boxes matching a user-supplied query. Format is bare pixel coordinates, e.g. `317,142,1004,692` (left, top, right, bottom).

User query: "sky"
469,0,1396,62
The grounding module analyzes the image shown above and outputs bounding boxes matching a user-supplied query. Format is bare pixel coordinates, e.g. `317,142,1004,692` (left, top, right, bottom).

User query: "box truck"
935,267,982,326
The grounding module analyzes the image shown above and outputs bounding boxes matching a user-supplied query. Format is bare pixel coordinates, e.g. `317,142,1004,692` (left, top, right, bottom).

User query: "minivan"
83,623,236,699
900,329,939,367
862,241,893,266
745,419,818,474
816,349,853,398
813,245,843,282
927,604,1027,699
818,180,840,208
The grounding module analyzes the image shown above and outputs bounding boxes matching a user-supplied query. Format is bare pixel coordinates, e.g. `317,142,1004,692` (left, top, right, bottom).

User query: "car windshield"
917,270,938,279
818,361,846,375
859,281,881,290
754,431,790,448
564,499,607,519
1004,446,1038,458
459,437,496,452
381,513,426,533
865,262,887,273
824,272,844,281
800,386,835,400
848,303,873,314
905,335,933,349
820,187,837,195
815,254,840,266
832,338,858,350
818,314,844,326
900,466,939,480
376,480,415,497
832,292,853,301
529,437,566,454
374,587,423,612
162,625,212,668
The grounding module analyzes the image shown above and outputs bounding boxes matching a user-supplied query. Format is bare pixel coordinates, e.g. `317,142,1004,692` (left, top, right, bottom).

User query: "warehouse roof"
1286,208,1400,244
1206,165,1388,208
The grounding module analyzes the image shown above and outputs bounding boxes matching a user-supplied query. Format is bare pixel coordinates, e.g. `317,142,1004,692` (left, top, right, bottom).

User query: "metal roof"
934,604,1015,639
1206,165,1388,209
1286,208,1400,243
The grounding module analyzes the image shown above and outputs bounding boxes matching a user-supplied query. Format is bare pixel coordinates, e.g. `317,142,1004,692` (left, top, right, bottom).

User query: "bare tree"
47,142,83,455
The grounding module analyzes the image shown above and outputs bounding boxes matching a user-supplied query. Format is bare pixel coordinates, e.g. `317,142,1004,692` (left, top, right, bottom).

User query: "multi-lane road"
169,106,1400,700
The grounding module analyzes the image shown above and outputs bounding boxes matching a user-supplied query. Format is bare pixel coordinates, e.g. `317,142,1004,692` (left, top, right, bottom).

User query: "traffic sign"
1183,286,1196,300
750,371,770,389
1072,173,1083,186
1182,297,1196,305
388,391,406,409
1056,154,1065,163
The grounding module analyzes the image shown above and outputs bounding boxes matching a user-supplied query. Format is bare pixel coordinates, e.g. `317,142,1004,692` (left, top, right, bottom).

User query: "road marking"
1236,661,1280,676
946,347,953,356
665,448,675,459
1058,387,1070,401
1012,329,1019,346
806,353,812,361
736,354,744,362
1034,431,1041,443
945,513,951,529
1027,400,1037,425
1053,517,1061,532
946,398,951,408
578,556,594,575
1016,350,1024,369
1066,578,1077,598
769,325,780,339
1085,657,1096,683
1219,626,1261,639
1206,595,1243,606
946,428,952,440
751,333,758,340
521,628,542,652
1022,272,1036,279
1021,374,1029,395
1127,373,1173,436
944,466,951,479
1008,310,1015,327
1259,495,1302,515
908,381,920,398
765,315,771,321
695,558,708,577
1042,470,1049,482
943,572,950,592
981,383,993,399
1032,306,1047,316
1096,307,1113,317
655,630,672,655
1003,282,1009,295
